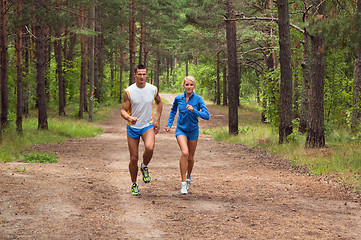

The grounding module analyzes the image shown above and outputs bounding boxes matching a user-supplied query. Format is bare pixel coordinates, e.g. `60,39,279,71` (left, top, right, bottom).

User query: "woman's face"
183,79,195,94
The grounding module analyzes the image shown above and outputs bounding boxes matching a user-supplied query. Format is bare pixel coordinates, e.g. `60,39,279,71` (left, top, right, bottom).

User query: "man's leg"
141,127,155,165
127,135,140,183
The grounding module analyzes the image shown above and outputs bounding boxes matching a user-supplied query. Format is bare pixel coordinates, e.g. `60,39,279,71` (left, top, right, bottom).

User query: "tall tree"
277,0,293,143
306,0,326,148
35,23,48,130
16,0,23,133
351,0,361,132
88,2,95,121
79,6,86,119
225,0,239,135
128,0,136,85
299,0,311,134
54,27,66,116
0,0,9,129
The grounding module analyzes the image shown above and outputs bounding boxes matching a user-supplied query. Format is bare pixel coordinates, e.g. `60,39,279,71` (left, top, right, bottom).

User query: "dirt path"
1,93,361,240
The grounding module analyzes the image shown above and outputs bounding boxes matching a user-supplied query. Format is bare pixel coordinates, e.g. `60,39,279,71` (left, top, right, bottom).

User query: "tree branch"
226,16,305,34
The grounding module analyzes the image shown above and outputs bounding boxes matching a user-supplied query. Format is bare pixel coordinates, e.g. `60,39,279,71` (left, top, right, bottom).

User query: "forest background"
0,0,361,192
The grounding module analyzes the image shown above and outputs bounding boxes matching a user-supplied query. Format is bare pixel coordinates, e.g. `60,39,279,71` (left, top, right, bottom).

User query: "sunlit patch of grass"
0,115,104,162
16,152,58,163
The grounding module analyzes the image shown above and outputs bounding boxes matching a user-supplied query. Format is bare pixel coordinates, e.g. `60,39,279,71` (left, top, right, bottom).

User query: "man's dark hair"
135,64,147,73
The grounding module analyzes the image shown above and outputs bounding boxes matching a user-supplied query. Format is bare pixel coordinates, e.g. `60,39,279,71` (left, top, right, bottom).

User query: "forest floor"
1,93,361,240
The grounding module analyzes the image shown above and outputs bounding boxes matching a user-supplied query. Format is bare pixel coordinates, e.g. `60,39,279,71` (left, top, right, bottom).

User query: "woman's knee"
181,150,189,158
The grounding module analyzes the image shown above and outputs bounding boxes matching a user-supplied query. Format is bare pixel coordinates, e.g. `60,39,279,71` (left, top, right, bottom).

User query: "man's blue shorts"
175,127,199,141
127,124,154,140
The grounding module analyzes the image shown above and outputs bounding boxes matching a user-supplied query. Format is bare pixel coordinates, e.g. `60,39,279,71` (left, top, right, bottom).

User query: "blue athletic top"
166,92,210,132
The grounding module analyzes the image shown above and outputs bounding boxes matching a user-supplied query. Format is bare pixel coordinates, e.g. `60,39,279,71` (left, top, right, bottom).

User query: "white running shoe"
186,178,191,191
180,182,188,195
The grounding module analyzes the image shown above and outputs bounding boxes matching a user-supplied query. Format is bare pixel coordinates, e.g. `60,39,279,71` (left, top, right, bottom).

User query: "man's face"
134,69,147,84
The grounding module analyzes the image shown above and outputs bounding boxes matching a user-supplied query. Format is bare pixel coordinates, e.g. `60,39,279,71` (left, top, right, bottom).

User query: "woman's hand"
165,126,171,132
186,104,194,112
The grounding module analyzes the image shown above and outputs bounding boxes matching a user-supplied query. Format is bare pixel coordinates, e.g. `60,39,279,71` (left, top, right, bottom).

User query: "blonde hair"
183,76,196,87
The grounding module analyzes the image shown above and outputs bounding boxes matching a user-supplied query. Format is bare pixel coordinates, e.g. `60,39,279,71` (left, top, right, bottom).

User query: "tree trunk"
119,8,124,103
277,0,293,144
79,7,86,119
88,2,95,122
0,0,9,129
225,0,239,135
43,27,50,103
128,0,136,85
22,25,30,116
306,0,326,148
16,0,23,133
216,51,221,105
138,5,144,65
55,27,65,116
351,0,361,132
35,24,48,130
222,52,227,106
299,0,311,134
94,5,102,103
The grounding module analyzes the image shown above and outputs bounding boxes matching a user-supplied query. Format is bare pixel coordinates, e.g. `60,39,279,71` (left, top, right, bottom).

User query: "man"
121,64,163,196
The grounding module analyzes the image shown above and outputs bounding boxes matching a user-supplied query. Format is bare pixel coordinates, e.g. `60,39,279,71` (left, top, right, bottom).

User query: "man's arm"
153,92,163,134
121,91,137,125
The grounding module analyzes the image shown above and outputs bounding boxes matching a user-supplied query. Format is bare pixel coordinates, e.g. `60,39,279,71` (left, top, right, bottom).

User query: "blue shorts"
175,127,199,141
127,124,154,140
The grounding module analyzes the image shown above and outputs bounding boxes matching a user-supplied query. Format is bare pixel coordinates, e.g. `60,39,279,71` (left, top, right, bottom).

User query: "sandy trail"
0,93,360,240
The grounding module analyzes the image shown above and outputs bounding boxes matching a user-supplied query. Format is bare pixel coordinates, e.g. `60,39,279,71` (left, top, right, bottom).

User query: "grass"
206,100,361,193
0,103,113,162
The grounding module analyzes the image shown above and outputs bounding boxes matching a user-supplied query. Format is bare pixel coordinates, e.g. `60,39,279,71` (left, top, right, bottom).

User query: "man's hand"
130,116,137,125
165,126,171,132
154,121,160,134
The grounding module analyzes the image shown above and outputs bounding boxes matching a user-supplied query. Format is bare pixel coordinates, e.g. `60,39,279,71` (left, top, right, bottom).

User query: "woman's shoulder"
175,93,184,100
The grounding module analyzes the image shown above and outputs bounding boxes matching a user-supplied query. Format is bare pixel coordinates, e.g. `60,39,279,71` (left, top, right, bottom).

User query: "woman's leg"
186,139,198,179
177,135,189,182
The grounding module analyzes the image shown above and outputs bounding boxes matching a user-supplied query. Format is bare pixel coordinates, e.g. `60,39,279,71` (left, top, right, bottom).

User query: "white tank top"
125,83,157,129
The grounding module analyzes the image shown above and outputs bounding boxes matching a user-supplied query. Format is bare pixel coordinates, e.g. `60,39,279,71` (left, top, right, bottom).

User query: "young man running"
121,64,163,196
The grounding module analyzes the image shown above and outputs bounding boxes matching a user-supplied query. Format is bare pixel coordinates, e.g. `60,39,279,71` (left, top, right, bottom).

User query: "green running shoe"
131,183,141,196
140,164,151,183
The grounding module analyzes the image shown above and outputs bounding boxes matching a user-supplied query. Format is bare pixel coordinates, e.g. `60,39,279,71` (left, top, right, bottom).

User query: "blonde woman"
165,76,210,194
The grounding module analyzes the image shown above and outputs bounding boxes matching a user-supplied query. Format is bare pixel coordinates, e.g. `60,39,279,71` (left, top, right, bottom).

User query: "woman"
165,76,210,194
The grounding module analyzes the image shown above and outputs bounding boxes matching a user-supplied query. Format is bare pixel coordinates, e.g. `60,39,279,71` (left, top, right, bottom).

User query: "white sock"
141,163,147,168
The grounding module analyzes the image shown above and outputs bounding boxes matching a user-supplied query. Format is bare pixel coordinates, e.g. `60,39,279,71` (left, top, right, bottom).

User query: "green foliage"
17,152,58,163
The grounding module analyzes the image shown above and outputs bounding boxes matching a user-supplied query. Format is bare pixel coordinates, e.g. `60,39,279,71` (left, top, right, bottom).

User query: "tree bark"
88,2,95,122
351,0,361,132
306,0,326,148
216,51,221,105
16,0,23,133
35,24,48,130
222,52,227,106
128,0,136,85
0,0,9,129
277,0,293,144
55,27,66,116
22,25,30,116
225,0,239,135
299,0,311,134
79,7,86,119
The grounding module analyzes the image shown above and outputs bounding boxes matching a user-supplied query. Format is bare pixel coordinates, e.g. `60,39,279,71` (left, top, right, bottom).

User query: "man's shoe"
180,182,188,195
141,164,151,183
131,183,141,196
186,178,191,191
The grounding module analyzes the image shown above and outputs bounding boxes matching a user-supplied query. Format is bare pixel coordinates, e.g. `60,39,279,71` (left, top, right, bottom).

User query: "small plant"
15,167,26,172
19,152,58,163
